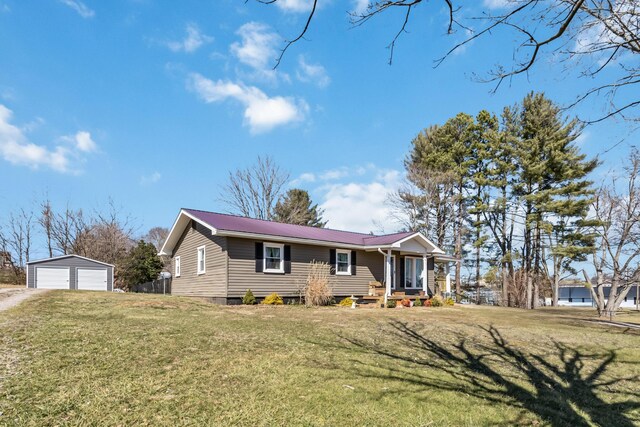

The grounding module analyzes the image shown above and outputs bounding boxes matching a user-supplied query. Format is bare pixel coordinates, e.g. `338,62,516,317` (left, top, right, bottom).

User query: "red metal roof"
184,209,415,246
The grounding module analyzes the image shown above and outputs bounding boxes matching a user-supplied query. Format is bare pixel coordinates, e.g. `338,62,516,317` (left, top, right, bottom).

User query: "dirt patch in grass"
123,300,182,310
0,292,638,426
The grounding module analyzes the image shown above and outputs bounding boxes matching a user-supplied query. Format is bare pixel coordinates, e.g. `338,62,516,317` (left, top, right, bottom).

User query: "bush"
262,293,284,305
242,289,256,305
386,299,397,308
401,298,412,307
444,297,455,306
338,297,354,307
305,261,333,306
430,295,444,307
414,297,422,307
424,298,432,307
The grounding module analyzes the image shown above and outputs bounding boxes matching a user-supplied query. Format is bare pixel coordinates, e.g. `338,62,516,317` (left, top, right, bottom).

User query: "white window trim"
197,245,206,275
175,256,181,278
336,249,351,276
263,242,285,274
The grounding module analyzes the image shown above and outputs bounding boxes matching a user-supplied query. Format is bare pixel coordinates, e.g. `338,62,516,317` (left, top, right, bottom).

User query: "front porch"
364,233,458,303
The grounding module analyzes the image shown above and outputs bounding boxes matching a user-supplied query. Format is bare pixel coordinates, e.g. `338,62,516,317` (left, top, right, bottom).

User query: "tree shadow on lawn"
317,321,640,427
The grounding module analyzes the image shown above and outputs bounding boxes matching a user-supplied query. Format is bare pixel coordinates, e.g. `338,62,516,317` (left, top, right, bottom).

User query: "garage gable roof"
26,254,114,267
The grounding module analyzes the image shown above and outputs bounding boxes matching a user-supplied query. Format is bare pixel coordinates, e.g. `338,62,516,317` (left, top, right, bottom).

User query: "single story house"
26,254,114,291
159,208,456,304
549,284,640,308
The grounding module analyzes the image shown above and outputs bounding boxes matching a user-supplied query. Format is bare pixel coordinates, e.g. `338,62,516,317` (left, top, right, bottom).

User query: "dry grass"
0,292,638,426
304,261,333,306
0,284,23,289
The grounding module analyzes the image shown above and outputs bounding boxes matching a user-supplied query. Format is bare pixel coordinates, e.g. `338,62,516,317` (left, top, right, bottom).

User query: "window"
264,243,284,273
416,258,424,288
405,258,414,287
197,246,206,275
384,255,396,289
404,257,424,289
175,256,181,277
336,249,351,275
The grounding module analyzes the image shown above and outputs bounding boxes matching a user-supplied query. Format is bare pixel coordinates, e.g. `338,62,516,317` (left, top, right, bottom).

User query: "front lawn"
0,292,638,426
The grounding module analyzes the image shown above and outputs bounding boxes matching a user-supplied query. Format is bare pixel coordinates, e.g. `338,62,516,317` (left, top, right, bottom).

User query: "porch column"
422,255,428,294
385,249,392,302
445,263,451,293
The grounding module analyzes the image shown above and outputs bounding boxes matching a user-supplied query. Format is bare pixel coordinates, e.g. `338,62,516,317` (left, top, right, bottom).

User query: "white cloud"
296,55,330,88
482,0,512,9
0,105,96,173
320,168,349,181
167,23,213,53
299,172,316,182
319,169,403,233
292,172,316,185
59,0,95,18
351,0,370,14
187,72,308,133
140,171,161,185
63,130,97,152
230,22,279,72
274,0,315,13
575,131,589,147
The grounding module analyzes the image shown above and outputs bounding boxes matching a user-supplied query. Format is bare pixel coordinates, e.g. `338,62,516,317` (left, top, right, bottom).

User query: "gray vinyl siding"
227,237,384,298
27,256,113,291
171,222,227,297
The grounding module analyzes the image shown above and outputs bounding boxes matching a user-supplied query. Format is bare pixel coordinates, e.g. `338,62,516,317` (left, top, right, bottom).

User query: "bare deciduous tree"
256,0,640,123
39,198,54,258
82,199,136,267
49,206,90,256
584,149,640,317
0,208,35,283
144,227,170,251
221,156,290,220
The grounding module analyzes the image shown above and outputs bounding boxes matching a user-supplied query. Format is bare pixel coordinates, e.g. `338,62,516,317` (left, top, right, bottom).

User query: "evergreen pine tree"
273,189,326,227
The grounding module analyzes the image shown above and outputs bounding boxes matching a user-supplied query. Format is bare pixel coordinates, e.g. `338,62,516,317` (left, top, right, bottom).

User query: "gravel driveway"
0,289,49,313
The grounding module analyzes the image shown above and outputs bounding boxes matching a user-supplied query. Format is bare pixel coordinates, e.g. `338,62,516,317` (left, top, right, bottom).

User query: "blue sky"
0,0,636,259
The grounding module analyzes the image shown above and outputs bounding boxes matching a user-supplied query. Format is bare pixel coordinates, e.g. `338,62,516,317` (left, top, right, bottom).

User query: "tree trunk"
532,223,541,309
552,271,560,307
584,269,605,316
455,192,463,296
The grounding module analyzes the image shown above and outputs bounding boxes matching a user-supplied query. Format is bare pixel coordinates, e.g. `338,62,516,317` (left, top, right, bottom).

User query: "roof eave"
26,254,115,267
159,209,218,256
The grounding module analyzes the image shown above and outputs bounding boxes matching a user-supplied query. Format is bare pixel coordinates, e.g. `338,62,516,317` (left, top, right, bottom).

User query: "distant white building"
547,284,639,308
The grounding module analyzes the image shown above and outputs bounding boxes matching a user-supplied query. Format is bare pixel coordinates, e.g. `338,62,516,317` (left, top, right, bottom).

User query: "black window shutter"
329,249,336,275
284,245,291,274
255,242,263,273
351,250,357,276
399,257,405,288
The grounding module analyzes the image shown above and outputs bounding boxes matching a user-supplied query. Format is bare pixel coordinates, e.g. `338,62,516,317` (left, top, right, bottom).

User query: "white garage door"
77,268,108,291
36,267,70,289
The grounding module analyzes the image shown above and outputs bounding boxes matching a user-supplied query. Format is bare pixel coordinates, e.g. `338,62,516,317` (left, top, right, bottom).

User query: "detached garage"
26,255,114,291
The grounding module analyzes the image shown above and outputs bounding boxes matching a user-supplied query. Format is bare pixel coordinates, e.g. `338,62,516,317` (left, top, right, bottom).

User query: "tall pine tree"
514,92,598,308
273,189,326,227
